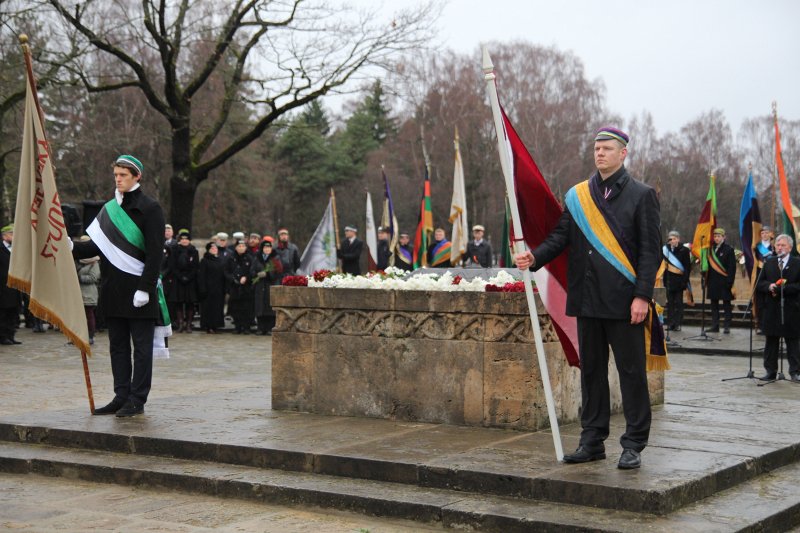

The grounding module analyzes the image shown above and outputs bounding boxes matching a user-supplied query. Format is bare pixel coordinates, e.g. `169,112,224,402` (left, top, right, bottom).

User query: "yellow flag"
8,64,91,354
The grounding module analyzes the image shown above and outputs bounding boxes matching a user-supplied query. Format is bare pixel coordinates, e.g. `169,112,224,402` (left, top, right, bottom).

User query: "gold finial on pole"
19,34,29,45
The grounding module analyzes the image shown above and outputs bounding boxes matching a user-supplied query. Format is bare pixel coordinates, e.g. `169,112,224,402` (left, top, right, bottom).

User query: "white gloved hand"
133,290,150,307
68,238,74,251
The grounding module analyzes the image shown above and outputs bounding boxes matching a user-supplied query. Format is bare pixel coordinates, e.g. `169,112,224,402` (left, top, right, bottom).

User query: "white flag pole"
482,47,564,461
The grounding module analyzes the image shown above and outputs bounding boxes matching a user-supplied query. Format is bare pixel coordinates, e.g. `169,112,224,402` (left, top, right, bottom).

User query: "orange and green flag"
691,174,717,272
775,111,798,255
412,165,434,269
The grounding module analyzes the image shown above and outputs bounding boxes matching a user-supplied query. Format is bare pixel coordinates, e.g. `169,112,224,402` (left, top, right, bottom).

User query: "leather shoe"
0,338,15,345
562,445,606,464
706,326,719,333
723,328,730,334
115,401,144,417
758,373,777,381
93,399,125,415
618,448,641,469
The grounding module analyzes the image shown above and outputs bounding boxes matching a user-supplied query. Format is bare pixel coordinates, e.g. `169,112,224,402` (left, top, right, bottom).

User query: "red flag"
500,106,579,367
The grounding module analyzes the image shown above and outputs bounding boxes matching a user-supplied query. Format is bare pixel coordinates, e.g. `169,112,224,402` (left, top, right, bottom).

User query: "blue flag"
739,171,762,280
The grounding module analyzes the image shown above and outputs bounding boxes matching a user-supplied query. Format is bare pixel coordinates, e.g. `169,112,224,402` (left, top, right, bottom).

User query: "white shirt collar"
115,183,141,205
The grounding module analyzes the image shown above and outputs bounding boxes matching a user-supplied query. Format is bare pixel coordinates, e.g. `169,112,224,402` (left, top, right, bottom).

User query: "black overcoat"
466,240,493,268
706,242,737,301
225,251,254,323
198,253,226,329
73,188,165,319
531,167,661,319
0,245,21,309
338,238,363,275
663,244,691,292
166,243,199,303
251,250,282,317
757,255,800,338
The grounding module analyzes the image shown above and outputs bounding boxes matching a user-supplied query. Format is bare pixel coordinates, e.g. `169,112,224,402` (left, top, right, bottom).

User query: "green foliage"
340,80,396,170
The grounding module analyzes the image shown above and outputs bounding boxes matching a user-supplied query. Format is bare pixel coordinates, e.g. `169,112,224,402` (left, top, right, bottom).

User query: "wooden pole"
483,47,564,462
330,188,342,272
771,102,778,232
82,351,96,413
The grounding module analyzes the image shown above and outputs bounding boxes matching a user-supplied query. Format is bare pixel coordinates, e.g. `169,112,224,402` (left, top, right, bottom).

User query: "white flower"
302,269,521,291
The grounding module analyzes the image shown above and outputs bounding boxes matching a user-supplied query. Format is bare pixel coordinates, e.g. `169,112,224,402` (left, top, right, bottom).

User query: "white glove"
68,239,74,250
133,290,150,307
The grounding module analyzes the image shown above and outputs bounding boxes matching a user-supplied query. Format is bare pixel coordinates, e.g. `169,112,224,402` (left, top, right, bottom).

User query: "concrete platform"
1,326,799,531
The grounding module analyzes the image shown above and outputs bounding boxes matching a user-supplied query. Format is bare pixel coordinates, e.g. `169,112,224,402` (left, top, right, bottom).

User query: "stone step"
2,419,799,517
2,441,799,532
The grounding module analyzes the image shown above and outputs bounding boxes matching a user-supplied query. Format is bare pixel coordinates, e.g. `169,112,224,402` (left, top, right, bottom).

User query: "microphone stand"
685,258,719,341
721,262,765,381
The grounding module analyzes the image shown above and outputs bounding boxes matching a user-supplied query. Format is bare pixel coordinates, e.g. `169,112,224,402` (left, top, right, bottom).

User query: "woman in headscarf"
198,241,226,334
251,238,283,335
225,240,254,334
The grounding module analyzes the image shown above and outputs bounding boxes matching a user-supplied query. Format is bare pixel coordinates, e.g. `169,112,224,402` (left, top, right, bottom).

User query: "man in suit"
338,225,363,275
754,226,775,334
72,155,165,417
756,234,800,381
663,230,691,331
515,126,661,469
0,224,22,345
706,228,737,334
466,224,493,268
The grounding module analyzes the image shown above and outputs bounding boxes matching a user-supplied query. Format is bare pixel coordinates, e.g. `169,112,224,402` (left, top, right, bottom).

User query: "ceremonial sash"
430,240,452,267
756,242,772,268
565,180,669,371
396,245,412,265
87,199,172,357
662,245,685,275
709,246,727,276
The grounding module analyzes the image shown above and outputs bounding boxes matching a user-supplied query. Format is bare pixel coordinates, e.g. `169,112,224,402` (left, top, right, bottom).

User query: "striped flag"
739,170,761,280
412,165,434,269
500,106,579,367
8,52,91,354
691,174,717,272
380,169,399,267
449,129,468,265
775,110,798,254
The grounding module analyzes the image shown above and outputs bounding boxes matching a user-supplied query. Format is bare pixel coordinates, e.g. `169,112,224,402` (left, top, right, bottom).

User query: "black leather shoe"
672,325,681,332
93,399,125,415
618,448,641,469
0,338,15,345
706,326,719,333
11,339,21,344
562,445,606,464
723,328,730,334
115,401,144,417
758,373,777,381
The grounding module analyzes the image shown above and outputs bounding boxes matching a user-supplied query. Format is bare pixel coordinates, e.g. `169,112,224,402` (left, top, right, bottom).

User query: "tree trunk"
168,117,195,230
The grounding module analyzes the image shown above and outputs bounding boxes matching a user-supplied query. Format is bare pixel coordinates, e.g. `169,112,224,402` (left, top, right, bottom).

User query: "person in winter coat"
225,241,255,334
75,236,101,345
275,228,301,276
251,240,283,335
166,229,199,333
198,242,226,334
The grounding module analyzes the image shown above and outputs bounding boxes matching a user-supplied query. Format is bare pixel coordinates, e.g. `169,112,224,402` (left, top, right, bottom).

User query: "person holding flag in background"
662,230,691,331
73,155,168,417
705,228,737,334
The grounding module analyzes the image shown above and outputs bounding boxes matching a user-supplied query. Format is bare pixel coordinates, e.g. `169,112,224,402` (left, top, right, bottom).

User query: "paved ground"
1,322,798,532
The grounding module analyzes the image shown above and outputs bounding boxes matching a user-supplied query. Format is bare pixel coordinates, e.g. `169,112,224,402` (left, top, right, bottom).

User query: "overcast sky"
381,0,800,135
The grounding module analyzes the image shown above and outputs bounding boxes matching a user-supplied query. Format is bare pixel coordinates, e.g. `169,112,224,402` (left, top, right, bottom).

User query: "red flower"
484,281,530,293
452,275,463,285
312,269,333,282
282,275,308,286
776,278,786,286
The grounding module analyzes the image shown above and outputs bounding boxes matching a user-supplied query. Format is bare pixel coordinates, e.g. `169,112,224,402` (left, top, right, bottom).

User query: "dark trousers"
666,289,684,328
84,305,96,338
709,299,732,329
764,336,800,375
577,317,651,452
257,315,276,333
0,306,17,340
106,317,155,406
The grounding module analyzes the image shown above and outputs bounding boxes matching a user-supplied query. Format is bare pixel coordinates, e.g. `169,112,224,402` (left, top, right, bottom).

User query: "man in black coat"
0,224,22,345
275,228,301,276
756,234,800,381
466,224,493,268
706,228,737,334
376,226,392,271
73,155,165,417
754,226,775,334
516,127,660,470
663,230,691,331
338,225,363,275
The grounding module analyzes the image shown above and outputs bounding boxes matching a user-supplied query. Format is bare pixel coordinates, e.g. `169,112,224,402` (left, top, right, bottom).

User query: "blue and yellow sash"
565,179,669,371
396,245,412,266
662,245,685,275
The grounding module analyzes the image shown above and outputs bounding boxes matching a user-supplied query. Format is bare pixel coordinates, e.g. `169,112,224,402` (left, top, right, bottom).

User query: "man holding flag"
706,228,737,334
72,155,167,417
515,127,661,470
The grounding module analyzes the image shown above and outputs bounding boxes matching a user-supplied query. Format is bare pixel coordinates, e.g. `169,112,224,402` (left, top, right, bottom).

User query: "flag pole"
771,102,778,232
482,47,564,461
330,188,342,272
20,34,95,413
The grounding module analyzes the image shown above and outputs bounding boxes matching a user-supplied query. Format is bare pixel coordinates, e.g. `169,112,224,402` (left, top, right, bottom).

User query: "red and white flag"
500,107,579,367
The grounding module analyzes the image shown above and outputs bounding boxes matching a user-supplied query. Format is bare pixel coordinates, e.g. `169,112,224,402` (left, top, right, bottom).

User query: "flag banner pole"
330,188,342,272
81,351,96,413
482,47,564,461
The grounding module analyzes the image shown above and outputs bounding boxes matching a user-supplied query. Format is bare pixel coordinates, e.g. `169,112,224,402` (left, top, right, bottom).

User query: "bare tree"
46,0,439,228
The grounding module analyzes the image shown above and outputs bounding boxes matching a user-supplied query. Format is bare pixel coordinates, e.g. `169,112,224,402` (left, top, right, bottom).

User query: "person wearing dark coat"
756,234,800,381
251,240,283,335
754,226,775,334
465,225,493,267
166,229,199,333
338,225,363,275
394,232,413,271
515,127,661,470
662,230,692,331
376,227,392,271
198,242,226,333
275,228,301,276
0,224,22,345
72,155,165,417
225,241,255,334
706,228,737,334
